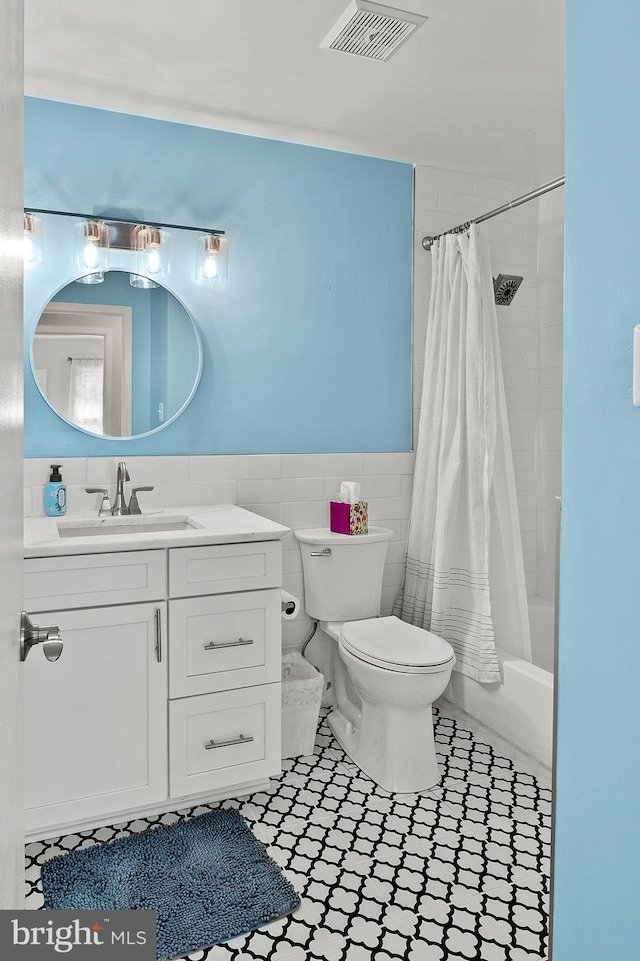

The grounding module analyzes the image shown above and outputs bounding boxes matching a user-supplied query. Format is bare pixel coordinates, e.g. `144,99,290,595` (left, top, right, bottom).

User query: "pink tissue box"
330,500,368,535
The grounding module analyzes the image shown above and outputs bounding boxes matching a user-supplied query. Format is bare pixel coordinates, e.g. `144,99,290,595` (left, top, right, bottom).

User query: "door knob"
42,635,63,662
20,612,64,662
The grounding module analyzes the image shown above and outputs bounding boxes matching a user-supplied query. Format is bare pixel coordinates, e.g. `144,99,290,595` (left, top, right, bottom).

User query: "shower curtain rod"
421,176,565,250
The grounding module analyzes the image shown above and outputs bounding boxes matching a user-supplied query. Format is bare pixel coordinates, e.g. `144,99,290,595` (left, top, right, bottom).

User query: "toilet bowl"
295,527,456,793
324,616,455,792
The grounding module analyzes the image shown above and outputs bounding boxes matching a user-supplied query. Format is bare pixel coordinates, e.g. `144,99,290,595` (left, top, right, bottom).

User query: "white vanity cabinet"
23,550,168,837
23,529,284,841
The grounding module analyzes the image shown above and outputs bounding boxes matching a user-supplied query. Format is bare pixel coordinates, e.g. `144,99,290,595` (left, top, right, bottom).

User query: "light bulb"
83,242,99,269
145,246,161,274
203,254,218,280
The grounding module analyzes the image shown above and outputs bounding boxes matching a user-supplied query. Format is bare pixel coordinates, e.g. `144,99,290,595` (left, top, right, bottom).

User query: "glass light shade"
75,271,105,285
23,214,44,266
129,273,159,289
135,225,169,280
195,234,228,283
74,220,109,273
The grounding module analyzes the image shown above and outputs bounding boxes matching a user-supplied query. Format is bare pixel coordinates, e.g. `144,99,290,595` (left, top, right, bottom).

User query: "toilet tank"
295,527,394,621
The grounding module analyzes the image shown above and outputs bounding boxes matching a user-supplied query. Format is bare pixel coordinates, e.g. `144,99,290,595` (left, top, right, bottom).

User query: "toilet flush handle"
310,547,332,557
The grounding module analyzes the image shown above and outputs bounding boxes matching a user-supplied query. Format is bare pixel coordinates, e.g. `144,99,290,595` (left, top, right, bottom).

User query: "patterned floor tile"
24,706,550,960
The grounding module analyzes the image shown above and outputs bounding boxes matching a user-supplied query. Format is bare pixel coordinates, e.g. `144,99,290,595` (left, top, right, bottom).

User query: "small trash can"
281,651,324,759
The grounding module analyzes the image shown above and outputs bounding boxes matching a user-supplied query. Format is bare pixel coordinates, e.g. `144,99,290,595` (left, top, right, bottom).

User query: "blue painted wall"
24,98,413,456
553,2,640,956
166,293,200,425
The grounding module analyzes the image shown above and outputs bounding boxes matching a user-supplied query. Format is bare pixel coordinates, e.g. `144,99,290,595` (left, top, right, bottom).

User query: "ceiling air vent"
320,0,428,62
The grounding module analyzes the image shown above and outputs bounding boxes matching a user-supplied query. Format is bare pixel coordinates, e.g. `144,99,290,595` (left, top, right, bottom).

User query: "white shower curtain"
395,225,507,683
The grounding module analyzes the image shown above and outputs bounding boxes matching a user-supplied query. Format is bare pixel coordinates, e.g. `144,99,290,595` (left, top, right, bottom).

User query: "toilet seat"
340,615,455,674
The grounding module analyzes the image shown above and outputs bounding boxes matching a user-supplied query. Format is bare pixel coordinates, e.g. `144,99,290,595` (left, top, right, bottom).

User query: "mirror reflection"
31,270,201,437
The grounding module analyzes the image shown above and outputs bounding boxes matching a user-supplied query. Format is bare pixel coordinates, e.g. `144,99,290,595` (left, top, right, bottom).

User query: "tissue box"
330,500,368,535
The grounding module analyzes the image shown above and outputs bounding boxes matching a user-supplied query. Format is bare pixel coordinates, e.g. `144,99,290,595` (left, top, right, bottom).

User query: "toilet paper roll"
281,589,301,621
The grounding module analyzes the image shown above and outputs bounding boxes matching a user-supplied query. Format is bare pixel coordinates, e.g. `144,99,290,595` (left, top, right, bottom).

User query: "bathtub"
444,643,554,768
529,595,556,674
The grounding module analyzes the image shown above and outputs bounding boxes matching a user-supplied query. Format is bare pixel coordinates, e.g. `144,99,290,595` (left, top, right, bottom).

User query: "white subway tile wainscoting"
25,704,551,961
24,452,415,653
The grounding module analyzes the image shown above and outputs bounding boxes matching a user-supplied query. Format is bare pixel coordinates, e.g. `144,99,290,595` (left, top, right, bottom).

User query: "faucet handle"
128,486,154,515
85,488,112,516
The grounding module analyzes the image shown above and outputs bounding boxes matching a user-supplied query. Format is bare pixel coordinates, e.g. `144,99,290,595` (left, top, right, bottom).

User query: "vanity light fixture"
23,213,44,266
195,233,229,283
74,219,109,283
24,207,227,286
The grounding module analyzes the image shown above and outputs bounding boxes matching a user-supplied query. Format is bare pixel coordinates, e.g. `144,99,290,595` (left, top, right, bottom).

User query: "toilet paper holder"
280,589,301,619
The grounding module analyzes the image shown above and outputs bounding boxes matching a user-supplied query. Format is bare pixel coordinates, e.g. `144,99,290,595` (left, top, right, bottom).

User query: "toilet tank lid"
341,616,455,668
295,526,394,545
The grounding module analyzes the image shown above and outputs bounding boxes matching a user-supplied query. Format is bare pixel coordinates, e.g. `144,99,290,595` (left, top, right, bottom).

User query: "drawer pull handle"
203,637,254,651
205,733,254,751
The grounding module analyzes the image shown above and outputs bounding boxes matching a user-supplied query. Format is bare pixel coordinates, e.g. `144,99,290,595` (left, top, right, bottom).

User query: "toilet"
295,527,456,793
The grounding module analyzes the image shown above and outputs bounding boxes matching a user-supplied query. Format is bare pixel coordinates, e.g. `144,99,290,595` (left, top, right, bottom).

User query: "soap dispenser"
44,464,67,516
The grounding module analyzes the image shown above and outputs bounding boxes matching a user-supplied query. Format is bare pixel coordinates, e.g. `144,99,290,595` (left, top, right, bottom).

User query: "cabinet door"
24,603,167,835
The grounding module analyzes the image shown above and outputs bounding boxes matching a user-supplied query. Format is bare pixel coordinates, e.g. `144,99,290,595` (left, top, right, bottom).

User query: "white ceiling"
24,0,564,184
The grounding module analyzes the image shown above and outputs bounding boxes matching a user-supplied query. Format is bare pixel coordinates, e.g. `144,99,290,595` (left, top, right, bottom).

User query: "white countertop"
24,505,290,557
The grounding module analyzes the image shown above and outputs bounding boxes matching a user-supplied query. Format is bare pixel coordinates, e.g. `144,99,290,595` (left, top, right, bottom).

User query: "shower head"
493,273,523,306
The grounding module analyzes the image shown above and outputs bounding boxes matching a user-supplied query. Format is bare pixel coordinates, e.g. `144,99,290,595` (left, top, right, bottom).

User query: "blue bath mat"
40,808,300,961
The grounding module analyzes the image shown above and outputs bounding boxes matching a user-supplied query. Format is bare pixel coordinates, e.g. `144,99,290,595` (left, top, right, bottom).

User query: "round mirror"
30,270,202,438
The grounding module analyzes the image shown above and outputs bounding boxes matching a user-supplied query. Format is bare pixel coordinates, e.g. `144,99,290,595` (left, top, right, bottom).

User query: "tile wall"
23,452,415,652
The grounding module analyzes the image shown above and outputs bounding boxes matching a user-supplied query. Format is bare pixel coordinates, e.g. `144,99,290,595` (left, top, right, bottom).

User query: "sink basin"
57,515,201,538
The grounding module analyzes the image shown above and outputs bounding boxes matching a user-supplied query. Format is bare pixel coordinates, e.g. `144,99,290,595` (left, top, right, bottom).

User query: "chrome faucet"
112,461,130,515
85,462,154,516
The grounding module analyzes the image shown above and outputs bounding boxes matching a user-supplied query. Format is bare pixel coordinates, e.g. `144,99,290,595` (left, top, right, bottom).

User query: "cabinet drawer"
169,684,281,798
169,541,281,597
169,589,280,697
24,550,166,611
